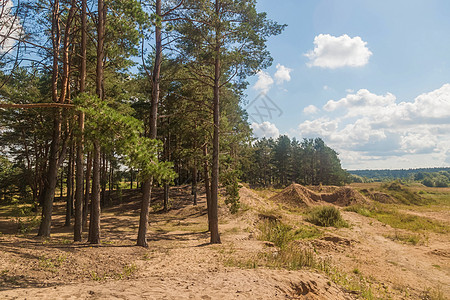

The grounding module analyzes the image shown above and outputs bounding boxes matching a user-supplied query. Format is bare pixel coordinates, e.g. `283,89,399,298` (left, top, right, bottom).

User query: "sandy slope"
0,186,353,300
0,184,448,299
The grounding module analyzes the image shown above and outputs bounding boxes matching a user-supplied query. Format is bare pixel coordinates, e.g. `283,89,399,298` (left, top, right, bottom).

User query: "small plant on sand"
305,206,348,228
122,263,138,277
257,219,294,248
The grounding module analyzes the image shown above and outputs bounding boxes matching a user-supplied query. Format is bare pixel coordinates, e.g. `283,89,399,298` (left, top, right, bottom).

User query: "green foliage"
382,182,426,205
242,136,350,187
305,206,349,228
222,169,241,214
74,94,176,183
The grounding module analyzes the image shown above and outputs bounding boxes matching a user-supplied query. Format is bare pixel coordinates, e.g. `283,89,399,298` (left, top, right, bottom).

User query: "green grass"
257,218,322,249
257,219,295,248
384,232,426,245
305,206,349,228
345,204,449,234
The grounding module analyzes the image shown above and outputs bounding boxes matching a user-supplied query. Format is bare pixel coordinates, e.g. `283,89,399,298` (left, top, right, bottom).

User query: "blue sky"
246,0,450,170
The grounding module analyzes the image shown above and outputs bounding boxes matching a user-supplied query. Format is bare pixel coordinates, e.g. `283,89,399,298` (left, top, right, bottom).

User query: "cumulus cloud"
305,34,372,69
253,71,274,94
296,84,450,168
274,64,292,84
303,105,319,115
251,121,280,139
0,0,23,54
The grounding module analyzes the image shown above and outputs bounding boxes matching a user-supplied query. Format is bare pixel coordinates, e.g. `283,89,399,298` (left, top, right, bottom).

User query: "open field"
0,183,449,299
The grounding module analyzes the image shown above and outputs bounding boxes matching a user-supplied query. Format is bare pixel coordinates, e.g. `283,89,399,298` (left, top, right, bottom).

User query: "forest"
0,0,348,246
350,168,450,186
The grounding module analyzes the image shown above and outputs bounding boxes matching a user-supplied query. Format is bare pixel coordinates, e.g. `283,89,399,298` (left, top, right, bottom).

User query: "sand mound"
321,187,369,206
269,184,369,208
360,189,396,204
268,184,323,208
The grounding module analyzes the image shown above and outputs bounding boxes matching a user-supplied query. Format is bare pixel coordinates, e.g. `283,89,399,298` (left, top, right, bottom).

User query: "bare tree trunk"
38,110,62,237
74,0,87,241
130,168,133,189
203,144,212,231
209,1,221,244
137,0,162,247
82,151,91,230
37,0,61,237
88,141,101,244
65,139,74,226
88,0,105,244
192,165,197,206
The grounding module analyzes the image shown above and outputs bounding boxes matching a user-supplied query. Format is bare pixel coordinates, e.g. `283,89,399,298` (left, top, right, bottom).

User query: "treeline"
415,171,450,187
350,167,450,182
242,136,351,187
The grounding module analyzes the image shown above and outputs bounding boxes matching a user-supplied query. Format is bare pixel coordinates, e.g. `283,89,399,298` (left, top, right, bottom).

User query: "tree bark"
192,165,197,206
74,0,87,241
137,0,162,247
65,139,74,226
82,151,91,230
88,0,105,244
203,144,212,231
209,0,221,244
88,141,101,244
37,0,61,237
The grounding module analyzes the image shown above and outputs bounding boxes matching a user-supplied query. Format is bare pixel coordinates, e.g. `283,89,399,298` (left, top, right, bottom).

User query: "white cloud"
324,89,397,116
303,105,319,115
296,84,450,169
0,0,22,54
253,71,274,94
274,64,292,84
305,34,372,69
251,121,280,139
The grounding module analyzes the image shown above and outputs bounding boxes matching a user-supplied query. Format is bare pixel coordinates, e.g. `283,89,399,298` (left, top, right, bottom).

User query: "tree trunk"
74,0,87,241
203,144,212,231
137,0,161,247
209,1,221,244
65,140,74,226
163,183,169,212
88,0,105,244
130,168,133,189
88,141,101,244
82,151,91,230
37,110,62,237
192,165,197,206
37,0,62,237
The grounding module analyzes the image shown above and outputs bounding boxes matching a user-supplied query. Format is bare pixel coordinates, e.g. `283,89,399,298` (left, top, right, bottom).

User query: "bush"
306,206,348,228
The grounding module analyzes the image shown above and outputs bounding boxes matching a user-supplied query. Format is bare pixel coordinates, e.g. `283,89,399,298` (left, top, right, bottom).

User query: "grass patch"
257,218,322,248
384,232,426,245
305,206,349,228
258,219,295,248
345,204,449,234
382,182,428,205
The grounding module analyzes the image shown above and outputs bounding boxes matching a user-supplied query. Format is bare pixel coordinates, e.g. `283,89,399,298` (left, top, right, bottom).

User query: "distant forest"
350,168,450,187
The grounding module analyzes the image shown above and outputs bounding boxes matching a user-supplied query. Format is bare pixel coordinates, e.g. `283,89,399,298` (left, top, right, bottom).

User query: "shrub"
306,206,348,228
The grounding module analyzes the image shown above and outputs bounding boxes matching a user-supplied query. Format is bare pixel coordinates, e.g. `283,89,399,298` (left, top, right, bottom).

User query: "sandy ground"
0,185,448,299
